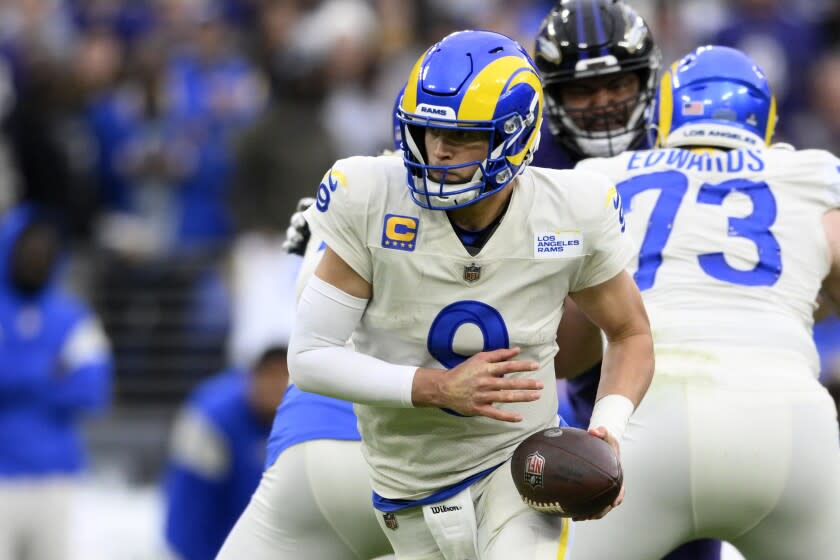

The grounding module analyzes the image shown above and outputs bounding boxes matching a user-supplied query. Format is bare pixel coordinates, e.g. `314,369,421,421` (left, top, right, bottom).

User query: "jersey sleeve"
302,158,375,283
571,171,636,291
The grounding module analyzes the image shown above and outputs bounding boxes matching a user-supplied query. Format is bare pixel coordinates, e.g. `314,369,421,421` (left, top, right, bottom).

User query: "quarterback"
287,30,654,559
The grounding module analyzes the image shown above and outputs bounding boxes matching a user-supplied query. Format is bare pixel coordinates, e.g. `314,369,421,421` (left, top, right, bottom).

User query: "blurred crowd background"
0,0,839,557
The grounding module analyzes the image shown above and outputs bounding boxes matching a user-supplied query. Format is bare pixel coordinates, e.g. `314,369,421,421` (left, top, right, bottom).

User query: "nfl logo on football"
525,451,545,489
383,512,399,530
463,263,481,282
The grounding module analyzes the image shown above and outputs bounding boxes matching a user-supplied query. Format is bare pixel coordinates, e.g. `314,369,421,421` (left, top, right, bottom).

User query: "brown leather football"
510,427,622,517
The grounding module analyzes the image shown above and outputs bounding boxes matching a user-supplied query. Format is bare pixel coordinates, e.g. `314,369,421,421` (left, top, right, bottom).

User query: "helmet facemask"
544,67,656,158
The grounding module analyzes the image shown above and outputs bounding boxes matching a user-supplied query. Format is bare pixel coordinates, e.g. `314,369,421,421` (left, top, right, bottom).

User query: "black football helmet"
534,0,660,157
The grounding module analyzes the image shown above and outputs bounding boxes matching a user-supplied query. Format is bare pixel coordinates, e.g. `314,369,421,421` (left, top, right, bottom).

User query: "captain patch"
534,231,583,259
382,214,419,252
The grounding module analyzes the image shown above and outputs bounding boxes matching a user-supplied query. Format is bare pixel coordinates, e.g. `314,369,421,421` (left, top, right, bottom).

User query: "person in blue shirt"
532,2,721,560
163,345,289,560
0,205,112,560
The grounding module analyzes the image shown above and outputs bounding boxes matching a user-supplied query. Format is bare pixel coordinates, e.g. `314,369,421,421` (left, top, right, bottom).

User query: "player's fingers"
481,389,542,404
587,425,607,439
612,484,625,508
588,426,621,459
479,347,522,362
574,505,612,522
487,359,540,377
474,404,523,423
480,375,543,392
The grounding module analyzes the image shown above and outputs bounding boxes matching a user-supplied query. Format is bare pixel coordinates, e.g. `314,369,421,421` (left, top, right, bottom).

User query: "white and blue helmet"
650,45,777,150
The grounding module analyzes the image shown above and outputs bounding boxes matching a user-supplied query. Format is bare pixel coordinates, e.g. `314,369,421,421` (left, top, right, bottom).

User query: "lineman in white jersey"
571,46,840,560
288,30,655,560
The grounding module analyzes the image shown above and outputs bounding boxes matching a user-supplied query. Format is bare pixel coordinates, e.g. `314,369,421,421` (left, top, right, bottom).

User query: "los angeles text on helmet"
683,128,759,145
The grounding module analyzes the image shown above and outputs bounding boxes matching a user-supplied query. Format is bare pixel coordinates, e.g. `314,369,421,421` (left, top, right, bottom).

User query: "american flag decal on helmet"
525,451,545,489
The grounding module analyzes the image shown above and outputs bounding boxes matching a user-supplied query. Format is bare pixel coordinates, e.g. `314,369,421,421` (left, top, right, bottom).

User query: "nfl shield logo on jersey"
525,451,545,489
383,512,399,530
463,263,481,282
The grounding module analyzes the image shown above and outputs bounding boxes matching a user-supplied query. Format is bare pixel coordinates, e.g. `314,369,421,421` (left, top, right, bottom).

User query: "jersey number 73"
618,170,782,290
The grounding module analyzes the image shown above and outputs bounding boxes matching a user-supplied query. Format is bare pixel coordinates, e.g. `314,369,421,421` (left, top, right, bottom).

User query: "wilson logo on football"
524,451,545,489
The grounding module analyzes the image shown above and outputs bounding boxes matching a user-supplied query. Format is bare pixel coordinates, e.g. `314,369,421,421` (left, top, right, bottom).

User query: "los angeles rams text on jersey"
303,155,634,500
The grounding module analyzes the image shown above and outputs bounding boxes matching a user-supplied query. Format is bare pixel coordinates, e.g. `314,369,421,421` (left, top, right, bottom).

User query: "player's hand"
572,425,625,521
281,197,315,256
436,347,543,422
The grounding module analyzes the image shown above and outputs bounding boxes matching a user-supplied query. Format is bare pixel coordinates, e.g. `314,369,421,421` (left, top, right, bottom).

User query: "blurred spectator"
819,0,840,52
707,0,820,141
793,49,840,155
227,241,298,370
5,38,102,239
315,0,393,157
161,1,267,249
69,0,157,45
0,56,18,214
0,204,112,560
164,346,290,560
0,0,78,80
231,45,336,231
87,36,186,257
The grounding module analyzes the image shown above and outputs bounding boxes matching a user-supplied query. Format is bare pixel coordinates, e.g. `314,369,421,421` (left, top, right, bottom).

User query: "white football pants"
217,439,392,560
573,350,840,560
374,458,574,560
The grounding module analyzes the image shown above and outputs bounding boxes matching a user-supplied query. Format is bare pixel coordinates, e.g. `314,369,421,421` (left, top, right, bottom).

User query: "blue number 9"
427,301,509,416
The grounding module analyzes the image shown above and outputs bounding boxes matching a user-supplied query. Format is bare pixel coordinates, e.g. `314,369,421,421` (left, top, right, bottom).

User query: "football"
510,427,622,517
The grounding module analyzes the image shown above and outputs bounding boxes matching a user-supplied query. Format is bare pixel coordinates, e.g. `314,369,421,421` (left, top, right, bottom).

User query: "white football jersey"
577,146,840,377
303,155,633,499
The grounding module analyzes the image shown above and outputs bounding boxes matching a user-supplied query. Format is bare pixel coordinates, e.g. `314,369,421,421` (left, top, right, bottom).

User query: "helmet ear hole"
404,124,428,163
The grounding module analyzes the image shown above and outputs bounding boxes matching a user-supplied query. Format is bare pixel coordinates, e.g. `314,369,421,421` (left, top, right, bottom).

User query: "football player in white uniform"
571,46,840,560
287,30,654,560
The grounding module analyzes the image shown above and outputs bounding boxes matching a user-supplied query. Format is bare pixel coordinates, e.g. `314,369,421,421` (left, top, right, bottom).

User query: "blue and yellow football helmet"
397,30,543,210
650,45,777,150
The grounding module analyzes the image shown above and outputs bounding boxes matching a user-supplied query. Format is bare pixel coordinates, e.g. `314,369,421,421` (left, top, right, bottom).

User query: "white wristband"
588,394,635,442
